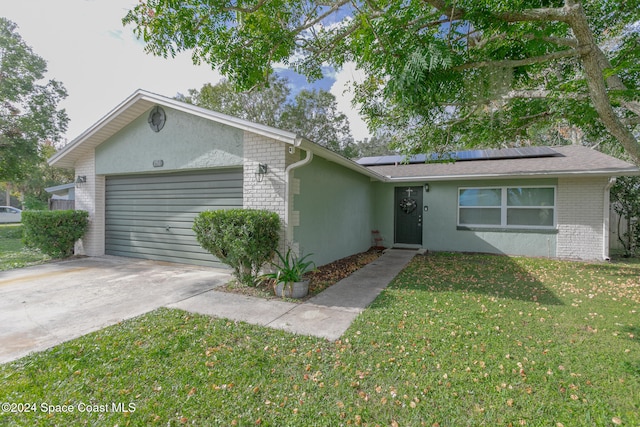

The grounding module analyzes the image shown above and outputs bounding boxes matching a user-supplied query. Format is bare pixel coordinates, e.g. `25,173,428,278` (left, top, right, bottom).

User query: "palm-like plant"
262,248,316,297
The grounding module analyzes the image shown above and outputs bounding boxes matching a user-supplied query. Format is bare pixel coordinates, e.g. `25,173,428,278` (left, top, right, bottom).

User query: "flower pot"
274,279,309,299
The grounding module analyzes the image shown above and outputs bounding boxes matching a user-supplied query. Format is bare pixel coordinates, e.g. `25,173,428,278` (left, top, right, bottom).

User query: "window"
458,186,555,229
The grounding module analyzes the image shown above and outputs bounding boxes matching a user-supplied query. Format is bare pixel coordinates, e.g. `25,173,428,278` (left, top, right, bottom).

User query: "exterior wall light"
75,175,87,184
424,183,430,192
256,163,268,182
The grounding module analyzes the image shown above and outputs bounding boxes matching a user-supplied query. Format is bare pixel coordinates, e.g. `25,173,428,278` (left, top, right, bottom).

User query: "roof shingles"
365,145,639,181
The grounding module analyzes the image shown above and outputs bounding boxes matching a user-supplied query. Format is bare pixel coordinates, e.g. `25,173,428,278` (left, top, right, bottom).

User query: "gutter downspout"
284,138,313,249
603,177,616,261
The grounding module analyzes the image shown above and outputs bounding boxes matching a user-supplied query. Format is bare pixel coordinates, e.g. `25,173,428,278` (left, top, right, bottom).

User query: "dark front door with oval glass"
394,186,423,245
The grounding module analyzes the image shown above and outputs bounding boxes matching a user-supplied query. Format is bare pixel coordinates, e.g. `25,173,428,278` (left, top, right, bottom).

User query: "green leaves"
193,209,281,286
611,176,640,256
182,76,355,156
124,1,640,159
0,18,68,182
21,210,89,258
262,247,316,284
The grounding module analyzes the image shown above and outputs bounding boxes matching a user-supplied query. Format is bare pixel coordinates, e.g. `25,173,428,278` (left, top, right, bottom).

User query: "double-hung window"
458,186,555,229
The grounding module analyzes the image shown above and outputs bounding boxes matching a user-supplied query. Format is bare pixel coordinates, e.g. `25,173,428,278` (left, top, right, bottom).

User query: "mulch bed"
218,247,385,302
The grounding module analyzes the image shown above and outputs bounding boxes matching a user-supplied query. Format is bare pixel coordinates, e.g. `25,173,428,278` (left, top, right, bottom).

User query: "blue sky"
1,0,369,143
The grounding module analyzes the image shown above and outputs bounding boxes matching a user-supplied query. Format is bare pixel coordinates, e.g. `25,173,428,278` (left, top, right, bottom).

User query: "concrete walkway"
170,248,417,341
0,249,415,364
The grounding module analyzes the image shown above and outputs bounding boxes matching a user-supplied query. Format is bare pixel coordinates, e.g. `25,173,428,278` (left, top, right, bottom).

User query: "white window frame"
457,186,557,229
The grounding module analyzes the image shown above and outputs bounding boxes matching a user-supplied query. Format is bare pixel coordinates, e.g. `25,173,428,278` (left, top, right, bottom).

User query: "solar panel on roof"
355,146,560,166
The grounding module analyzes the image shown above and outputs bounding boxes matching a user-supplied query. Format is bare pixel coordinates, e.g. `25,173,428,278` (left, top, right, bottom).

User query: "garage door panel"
106,221,197,232
105,197,242,207
105,169,242,267
106,232,199,244
105,187,241,199
106,212,201,223
107,171,241,185
106,239,207,254
106,247,216,266
106,176,241,191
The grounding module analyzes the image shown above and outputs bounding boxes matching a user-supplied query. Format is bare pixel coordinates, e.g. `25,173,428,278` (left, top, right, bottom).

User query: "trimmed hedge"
22,210,89,258
193,209,280,286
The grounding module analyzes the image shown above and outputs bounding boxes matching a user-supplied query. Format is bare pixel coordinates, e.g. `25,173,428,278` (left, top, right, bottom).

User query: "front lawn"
0,225,49,271
1,253,638,426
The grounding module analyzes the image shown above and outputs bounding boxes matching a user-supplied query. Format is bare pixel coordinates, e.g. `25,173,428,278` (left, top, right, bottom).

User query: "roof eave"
381,168,640,182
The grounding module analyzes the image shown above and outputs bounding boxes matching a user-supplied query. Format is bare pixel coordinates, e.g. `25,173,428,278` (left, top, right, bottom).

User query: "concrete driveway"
0,256,230,364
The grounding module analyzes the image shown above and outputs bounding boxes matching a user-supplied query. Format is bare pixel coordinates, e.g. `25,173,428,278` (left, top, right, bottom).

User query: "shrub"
22,210,89,258
611,176,640,256
193,209,280,286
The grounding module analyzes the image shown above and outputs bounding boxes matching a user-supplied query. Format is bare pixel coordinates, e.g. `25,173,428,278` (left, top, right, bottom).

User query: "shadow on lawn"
393,252,564,306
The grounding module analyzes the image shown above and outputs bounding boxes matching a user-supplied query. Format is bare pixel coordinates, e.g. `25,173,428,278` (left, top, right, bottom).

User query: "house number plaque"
153,160,164,167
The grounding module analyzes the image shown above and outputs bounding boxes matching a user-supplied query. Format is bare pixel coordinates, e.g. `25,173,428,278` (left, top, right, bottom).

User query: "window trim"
457,185,556,230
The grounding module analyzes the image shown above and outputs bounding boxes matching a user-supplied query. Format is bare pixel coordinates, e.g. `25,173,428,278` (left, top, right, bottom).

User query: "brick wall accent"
556,177,607,260
73,152,105,256
243,131,299,252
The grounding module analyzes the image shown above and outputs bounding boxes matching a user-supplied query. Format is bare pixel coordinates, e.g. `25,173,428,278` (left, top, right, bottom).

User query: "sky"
0,0,370,144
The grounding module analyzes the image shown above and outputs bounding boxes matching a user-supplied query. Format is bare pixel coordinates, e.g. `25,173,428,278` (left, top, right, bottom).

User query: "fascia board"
381,168,640,182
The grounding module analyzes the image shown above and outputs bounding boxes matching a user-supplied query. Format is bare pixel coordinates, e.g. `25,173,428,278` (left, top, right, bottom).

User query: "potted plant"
263,248,315,299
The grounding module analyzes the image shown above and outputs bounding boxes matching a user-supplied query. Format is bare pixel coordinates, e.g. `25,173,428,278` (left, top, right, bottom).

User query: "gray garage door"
105,169,242,267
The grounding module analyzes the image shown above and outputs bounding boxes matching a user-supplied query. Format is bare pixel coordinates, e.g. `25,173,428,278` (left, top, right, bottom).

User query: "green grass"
0,224,49,271
1,253,638,426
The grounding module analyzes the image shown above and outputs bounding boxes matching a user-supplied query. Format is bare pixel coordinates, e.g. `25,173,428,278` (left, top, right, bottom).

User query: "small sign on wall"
153,160,164,168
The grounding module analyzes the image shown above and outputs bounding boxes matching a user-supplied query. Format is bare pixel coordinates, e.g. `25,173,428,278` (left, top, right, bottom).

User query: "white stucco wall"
95,107,243,174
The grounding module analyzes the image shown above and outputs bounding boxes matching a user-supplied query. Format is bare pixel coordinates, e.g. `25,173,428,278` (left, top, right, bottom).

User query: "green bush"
611,176,640,256
22,210,89,258
193,209,280,286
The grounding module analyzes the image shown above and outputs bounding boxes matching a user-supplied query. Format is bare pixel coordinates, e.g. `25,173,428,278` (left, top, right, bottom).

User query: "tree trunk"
567,4,640,164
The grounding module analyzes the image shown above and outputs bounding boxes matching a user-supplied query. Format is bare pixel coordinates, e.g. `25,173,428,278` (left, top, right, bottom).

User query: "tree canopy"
0,18,68,182
124,1,640,163
179,76,356,156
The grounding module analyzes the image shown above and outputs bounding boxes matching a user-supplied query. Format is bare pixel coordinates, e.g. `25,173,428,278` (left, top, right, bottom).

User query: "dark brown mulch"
218,247,385,302
304,247,384,295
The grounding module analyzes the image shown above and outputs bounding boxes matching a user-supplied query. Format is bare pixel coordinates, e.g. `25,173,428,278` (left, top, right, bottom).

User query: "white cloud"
330,62,371,141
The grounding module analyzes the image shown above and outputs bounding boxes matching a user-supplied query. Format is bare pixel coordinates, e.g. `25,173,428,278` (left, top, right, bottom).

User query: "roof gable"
49,89,302,169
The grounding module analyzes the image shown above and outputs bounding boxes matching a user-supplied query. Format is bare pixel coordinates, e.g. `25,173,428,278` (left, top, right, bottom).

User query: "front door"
394,186,423,245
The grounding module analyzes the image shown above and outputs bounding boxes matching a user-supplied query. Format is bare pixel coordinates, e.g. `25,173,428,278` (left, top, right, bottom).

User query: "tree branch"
522,34,578,48
453,47,586,71
423,0,577,24
301,19,362,57
591,48,640,118
564,3,640,163
293,0,352,33
422,0,464,20
222,0,269,14
497,4,577,24
502,89,588,101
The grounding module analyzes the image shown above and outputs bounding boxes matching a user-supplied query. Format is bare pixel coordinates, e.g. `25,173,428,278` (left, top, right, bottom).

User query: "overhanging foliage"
124,1,640,162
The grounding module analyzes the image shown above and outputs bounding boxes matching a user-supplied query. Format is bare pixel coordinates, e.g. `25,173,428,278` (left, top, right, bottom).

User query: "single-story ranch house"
49,90,640,268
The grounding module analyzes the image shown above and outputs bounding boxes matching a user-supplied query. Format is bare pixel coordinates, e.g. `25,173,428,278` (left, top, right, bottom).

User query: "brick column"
243,131,298,253
556,177,607,260
73,152,105,256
